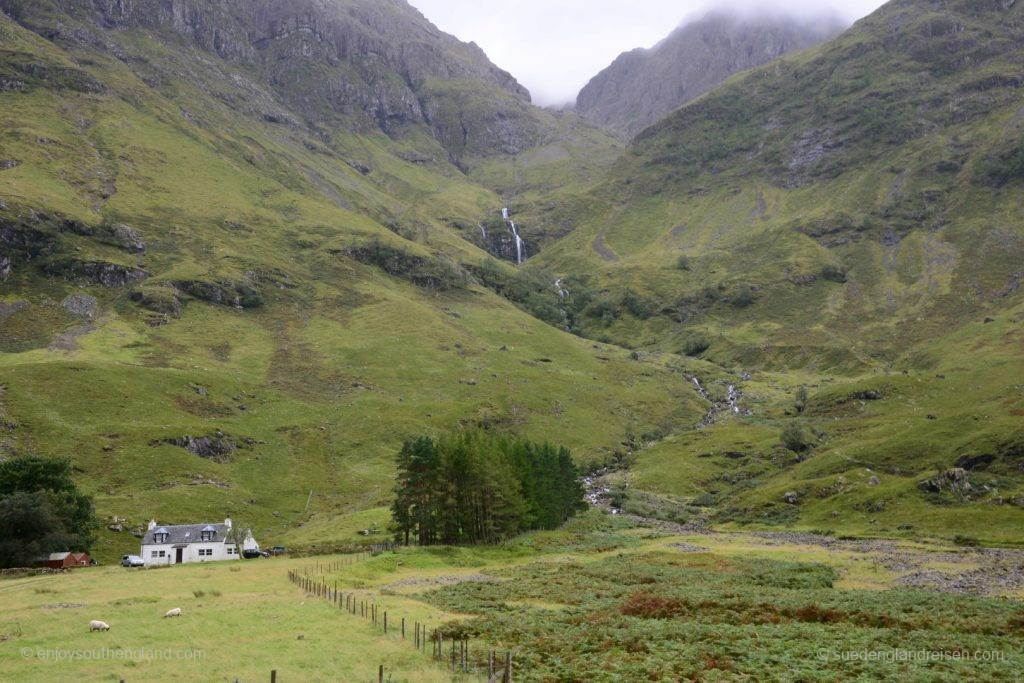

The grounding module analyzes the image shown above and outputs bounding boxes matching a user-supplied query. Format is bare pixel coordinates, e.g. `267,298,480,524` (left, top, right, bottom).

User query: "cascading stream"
501,207,525,265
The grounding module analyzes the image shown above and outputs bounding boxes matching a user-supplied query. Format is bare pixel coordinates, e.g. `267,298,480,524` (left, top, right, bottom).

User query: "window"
159,551,166,558
199,548,213,557
151,550,159,558
154,532,168,544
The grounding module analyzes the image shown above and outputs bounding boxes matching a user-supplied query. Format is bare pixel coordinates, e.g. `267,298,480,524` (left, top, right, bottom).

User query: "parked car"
121,554,145,567
269,546,287,556
242,549,264,559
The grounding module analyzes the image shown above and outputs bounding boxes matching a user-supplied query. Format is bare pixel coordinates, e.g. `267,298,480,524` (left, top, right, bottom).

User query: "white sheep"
164,607,182,618
89,620,110,632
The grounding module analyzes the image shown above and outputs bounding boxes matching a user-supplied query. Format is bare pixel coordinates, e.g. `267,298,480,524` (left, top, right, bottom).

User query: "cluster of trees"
390,431,586,546
0,456,97,568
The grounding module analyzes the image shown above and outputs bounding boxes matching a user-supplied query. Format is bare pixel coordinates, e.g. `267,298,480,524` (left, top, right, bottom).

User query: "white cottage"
139,518,259,566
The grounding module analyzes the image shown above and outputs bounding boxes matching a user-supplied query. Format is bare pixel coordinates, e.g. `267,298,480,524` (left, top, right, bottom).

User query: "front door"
175,547,183,564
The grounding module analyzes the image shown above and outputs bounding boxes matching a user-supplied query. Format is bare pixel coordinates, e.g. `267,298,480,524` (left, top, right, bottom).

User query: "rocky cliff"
2,0,545,162
576,11,845,137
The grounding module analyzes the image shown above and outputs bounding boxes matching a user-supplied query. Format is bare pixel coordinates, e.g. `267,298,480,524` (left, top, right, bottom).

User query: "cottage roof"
142,522,231,545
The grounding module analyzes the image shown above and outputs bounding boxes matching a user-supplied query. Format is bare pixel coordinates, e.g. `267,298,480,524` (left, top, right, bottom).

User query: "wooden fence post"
270,670,276,683
401,617,405,639
378,664,383,683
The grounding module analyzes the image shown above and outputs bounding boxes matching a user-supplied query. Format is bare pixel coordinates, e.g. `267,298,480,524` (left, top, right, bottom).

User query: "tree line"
0,456,97,568
390,431,586,546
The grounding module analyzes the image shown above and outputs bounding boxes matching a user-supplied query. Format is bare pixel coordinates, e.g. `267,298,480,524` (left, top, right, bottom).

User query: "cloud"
409,0,887,106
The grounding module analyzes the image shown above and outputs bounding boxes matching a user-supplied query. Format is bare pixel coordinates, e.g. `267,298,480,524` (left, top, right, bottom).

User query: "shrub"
682,337,710,357
795,387,809,413
349,239,465,291
976,141,1024,187
731,285,755,308
675,254,690,270
620,289,654,319
821,264,848,283
781,422,814,453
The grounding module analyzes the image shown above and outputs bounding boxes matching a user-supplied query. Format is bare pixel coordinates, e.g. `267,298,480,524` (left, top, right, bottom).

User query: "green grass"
0,555,473,682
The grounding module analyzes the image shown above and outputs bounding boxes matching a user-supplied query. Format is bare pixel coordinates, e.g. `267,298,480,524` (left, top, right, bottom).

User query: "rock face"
919,468,973,495
576,11,845,137
6,0,542,162
61,294,98,318
159,432,238,463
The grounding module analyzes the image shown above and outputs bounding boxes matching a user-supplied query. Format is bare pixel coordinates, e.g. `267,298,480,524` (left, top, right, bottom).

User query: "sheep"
164,607,182,618
89,620,110,632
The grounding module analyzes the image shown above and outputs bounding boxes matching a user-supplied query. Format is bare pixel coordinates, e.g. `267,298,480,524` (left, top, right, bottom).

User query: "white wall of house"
141,541,241,566
140,520,260,566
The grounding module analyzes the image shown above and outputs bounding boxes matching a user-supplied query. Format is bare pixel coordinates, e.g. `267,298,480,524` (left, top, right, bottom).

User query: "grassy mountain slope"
0,5,697,560
526,0,1024,542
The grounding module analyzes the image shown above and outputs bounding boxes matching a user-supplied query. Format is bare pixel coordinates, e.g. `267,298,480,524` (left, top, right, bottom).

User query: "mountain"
528,0,1024,541
0,0,688,559
576,10,845,137
3,0,1023,558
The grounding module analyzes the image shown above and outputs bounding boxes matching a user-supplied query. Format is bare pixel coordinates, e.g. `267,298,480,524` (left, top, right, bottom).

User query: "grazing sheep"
164,607,182,618
89,620,110,632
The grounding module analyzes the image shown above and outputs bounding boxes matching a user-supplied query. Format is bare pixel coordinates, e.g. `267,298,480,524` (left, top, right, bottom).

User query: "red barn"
35,552,91,569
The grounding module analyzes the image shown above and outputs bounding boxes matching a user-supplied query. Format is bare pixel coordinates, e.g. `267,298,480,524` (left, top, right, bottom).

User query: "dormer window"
154,527,169,544
200,525,216,542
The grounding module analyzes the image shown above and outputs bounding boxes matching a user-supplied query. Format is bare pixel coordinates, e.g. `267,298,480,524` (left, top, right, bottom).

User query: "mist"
410,0,887,107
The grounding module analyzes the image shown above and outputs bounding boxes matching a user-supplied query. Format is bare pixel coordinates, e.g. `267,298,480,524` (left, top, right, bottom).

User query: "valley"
0,0,1023,679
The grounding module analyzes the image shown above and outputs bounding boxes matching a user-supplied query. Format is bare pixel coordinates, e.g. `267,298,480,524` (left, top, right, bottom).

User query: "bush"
349,239,466,291
976,141,1024,187
821,264,848,283
795,387,809,413
620,289,654,320
682,337,710,357
781,422,814,453
675,254,690,270
731,285,755,308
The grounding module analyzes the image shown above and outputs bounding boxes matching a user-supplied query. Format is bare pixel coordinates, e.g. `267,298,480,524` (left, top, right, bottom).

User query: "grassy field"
0,552,477,682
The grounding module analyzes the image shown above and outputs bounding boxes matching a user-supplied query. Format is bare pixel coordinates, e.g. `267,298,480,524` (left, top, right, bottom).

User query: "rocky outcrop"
4,0,540,161
44,259,148,287
155,431,238,463
171,279,262,308
576,11,845,137
919,468,972,495
60,220,146,253
61,294,98,318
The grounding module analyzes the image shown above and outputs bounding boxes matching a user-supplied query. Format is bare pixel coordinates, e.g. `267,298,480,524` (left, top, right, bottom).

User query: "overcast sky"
410,0,887,106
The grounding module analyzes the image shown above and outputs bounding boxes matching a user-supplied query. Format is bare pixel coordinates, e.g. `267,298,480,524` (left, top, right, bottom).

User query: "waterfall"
478,223,487,239
509,220,524,265
501,207,525,265
555,278,568,298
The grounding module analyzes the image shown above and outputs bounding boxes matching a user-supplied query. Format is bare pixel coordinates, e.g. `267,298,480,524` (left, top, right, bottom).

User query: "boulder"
867,475,880,486
782,491,800,505
61,294,98,318
918,467,972,494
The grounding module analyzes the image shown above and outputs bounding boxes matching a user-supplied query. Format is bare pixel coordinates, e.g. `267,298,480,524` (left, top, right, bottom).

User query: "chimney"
147,519,157,531
224,517,232,529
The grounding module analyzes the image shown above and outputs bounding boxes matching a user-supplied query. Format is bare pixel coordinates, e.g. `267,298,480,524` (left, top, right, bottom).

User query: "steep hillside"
0,1,695,560
576,10,844,138
529,0,1024,542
